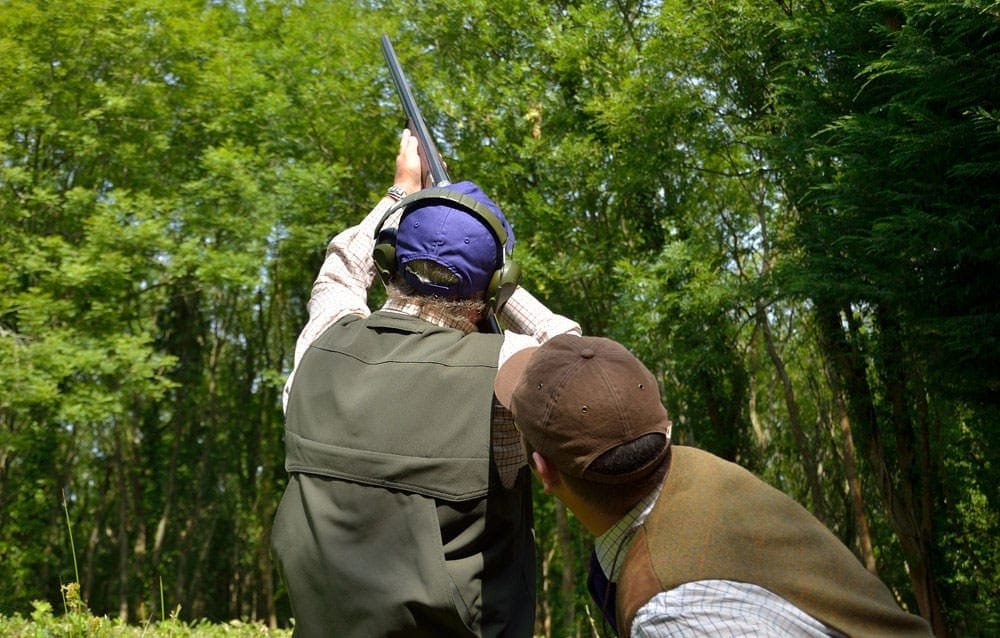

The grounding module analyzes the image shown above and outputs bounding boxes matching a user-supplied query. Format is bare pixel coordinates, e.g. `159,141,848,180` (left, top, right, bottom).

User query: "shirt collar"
594,483,663,581
381,298,477,334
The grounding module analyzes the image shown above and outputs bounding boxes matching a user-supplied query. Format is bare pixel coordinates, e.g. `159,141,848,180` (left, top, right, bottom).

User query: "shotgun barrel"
381,34,451,187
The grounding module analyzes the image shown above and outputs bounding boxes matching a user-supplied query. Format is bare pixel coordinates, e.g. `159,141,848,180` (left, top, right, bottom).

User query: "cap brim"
494,346,538,408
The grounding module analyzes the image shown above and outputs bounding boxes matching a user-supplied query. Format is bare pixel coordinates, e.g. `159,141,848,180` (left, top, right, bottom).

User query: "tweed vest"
615,446,932,637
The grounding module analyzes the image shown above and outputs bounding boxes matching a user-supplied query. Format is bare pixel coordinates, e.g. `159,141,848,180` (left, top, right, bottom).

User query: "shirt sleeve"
491,286,581,487
282,196,402,412
498,287,582,364
630,581,846,638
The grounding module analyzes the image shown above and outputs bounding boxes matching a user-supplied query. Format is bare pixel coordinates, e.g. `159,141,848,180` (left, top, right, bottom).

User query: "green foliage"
0,0,380,623
752,0,1000,630
2,0,997,635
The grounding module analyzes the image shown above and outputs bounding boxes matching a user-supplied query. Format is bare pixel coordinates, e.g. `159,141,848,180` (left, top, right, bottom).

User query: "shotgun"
380,34,504,333
380,34,451,187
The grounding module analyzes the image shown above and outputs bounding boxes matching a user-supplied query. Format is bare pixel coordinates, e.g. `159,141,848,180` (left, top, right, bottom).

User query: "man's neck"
382,298,479,334
551,483,621,537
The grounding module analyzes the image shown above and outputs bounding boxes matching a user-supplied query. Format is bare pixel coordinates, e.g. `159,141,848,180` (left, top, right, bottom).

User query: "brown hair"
546,433,670,518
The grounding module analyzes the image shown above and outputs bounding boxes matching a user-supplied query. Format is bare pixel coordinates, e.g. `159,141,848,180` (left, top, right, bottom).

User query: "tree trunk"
874,307,947,636
747,327,769,448
115,423,129,621
539,544,554,638
821,353,877,572
555,503,576,633
758,305,827,521
815,301,946,635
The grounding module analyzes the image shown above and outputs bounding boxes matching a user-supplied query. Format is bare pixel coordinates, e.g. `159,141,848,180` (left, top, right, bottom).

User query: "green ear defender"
485,260,522,314
372,225,398,285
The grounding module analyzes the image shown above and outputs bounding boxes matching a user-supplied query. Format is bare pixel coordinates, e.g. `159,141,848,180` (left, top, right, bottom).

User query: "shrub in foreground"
0,584,291,638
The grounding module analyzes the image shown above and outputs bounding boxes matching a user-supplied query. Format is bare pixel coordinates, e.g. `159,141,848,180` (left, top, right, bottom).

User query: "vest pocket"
434,497,489,634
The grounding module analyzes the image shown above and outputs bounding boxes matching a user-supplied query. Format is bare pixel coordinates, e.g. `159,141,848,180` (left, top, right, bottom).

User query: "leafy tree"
2,0,996,635
756,0,1000,633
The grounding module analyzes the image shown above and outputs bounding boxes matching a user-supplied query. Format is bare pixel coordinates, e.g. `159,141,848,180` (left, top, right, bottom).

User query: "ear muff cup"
372,188,521,312
372,226,397,284
487,260,522,314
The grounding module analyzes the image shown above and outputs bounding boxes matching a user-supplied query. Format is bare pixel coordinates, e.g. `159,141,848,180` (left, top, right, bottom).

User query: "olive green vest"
285,311,502,500
615,446,932,637
276,311,535,637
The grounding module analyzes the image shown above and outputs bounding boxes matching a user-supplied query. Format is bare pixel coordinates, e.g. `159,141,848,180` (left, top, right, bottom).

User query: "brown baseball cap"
495,335,672,484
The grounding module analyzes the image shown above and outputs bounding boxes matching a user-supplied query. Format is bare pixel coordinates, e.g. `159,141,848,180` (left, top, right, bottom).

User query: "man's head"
391,181,517,302
495,335,672,516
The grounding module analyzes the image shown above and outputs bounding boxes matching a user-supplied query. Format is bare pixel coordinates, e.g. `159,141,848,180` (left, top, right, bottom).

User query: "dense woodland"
1,1,997,636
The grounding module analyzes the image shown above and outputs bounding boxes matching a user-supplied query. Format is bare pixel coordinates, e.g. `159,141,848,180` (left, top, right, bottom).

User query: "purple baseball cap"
396,181,516,299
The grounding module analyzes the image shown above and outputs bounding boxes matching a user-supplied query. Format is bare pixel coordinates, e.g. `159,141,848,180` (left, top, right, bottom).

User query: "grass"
0,584,292,637
0,493,291,637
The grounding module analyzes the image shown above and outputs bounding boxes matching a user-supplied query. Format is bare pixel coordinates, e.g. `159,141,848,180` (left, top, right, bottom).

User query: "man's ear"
531,451,562,494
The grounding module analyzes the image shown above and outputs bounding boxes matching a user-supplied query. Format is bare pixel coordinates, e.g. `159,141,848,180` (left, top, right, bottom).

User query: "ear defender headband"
372,188,522,313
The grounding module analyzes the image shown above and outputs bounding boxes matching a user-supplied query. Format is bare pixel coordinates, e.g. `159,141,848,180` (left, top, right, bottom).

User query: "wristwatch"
386,185,408,201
